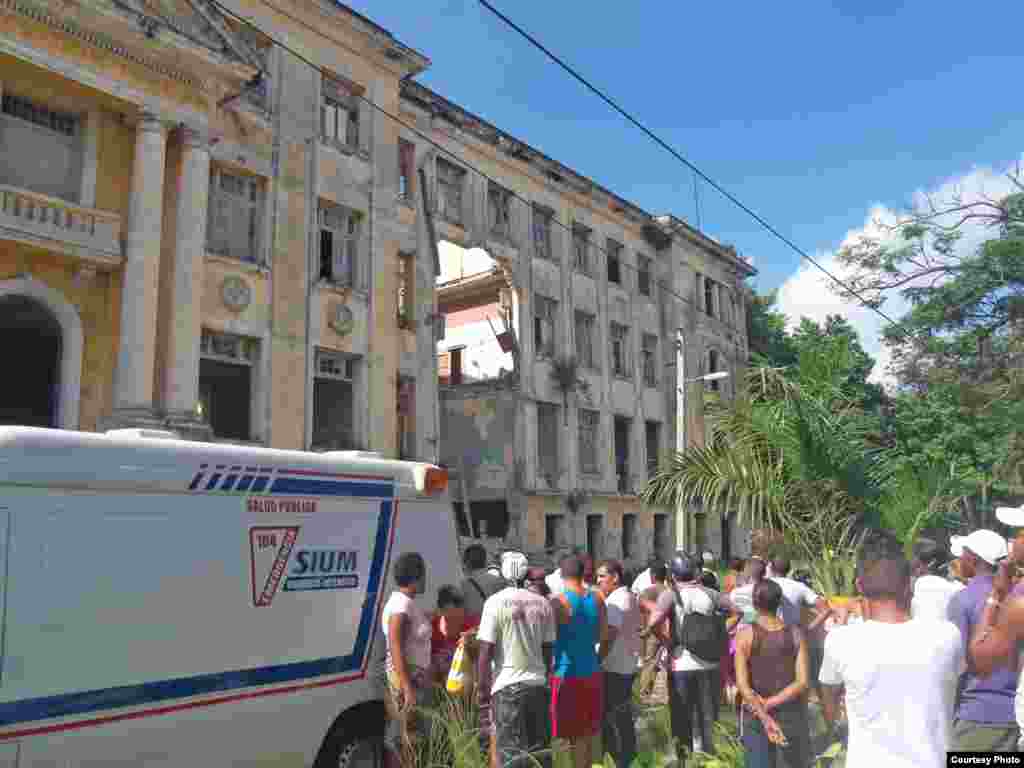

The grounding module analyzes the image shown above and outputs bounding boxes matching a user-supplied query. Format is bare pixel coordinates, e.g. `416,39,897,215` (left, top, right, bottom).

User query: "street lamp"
997,505,1024,527
674,332,733,553
678,370,730,390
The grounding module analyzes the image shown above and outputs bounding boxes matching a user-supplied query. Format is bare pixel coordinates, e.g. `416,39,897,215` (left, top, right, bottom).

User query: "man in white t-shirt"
477,551,556,768
597,559,641,768
818,529,963,768
910,548,963,621
768,557,831,629
642,553,734,762
546,550,595,595
631,556,661,594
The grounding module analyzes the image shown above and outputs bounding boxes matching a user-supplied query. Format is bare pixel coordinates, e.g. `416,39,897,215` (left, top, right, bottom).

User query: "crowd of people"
379,512,1024,768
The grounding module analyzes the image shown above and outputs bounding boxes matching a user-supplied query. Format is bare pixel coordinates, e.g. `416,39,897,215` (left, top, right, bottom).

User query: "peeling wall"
439,387,517,496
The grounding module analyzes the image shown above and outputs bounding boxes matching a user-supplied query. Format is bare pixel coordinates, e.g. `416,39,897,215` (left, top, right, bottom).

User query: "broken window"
488,182,512,239
606,239,622,284
207,168,264,263
707,348,721,392
704,276,716,318
319,203,360,285
199,330,258,441
532,205,553,260
614,416,631,493
578,408,600,474
397,250,414,329
573,223,591,274
534,295,557,359
537,402,559,484
312,349,357,451
574,310,597,370
436,158,465,224
545,514,565,550
645,420,661,477
694,513,707,551
638,254,652,296
653,513,668,560
611,322,630,378
586,514,603,559
622,513,637,560
449,347,464,385
453,501,510,538
641,333,658,388
396,375,415,459
398,139,415,199
321,76,360,150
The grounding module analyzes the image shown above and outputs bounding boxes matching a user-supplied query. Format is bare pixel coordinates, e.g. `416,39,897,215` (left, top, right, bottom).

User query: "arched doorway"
0,295,62,427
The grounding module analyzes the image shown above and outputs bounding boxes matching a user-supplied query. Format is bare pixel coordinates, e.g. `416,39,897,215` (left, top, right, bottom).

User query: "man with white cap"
947,529,1019,752
968,505,1024,752
477,551,556,768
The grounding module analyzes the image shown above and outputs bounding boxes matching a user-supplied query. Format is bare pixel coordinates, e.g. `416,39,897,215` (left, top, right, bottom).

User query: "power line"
206,0,741,333
475,0,905,333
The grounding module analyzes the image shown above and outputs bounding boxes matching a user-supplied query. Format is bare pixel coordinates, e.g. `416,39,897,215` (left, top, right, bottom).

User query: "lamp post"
674,329,730,554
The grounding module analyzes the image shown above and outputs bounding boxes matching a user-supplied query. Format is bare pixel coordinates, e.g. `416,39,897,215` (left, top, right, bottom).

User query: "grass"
411,689,846,768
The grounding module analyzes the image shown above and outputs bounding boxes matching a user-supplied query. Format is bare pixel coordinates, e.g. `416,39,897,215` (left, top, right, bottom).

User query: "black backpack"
671,585,727,663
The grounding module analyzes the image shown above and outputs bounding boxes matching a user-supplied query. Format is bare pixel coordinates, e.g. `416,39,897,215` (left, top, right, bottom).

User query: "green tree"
642,336,886,565
790,315,884,410
746,290,797,368
887,380,1024,529
836,183,1024,389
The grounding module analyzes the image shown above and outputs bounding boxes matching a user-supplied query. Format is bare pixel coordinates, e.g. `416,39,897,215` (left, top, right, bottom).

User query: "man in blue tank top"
550,554,608,768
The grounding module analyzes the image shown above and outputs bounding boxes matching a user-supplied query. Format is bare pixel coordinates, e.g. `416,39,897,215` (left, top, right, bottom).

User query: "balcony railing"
0,185,122,266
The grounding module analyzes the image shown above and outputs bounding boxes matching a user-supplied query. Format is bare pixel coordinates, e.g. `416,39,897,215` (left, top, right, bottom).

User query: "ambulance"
0,426,464,767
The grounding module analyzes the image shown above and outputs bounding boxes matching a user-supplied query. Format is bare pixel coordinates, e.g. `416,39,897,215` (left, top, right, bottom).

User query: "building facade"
0,0,754,566
0,0,439,458
409,85,757,570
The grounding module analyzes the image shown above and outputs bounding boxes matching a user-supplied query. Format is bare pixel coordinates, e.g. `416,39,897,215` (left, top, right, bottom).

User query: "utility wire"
475,0,906,333
206,0,744,334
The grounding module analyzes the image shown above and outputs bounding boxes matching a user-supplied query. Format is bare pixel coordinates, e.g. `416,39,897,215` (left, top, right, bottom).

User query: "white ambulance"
0,426,463,767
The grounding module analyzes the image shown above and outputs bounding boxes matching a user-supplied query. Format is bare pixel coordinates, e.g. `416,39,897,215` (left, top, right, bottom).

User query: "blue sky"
345,0,1024,371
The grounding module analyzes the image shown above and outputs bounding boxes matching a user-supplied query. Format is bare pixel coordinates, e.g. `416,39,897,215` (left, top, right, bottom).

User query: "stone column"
110,112,167,426
165,126,212,439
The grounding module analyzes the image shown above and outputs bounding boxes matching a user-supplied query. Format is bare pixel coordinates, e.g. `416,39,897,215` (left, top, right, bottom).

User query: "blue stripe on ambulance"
0,485,395,729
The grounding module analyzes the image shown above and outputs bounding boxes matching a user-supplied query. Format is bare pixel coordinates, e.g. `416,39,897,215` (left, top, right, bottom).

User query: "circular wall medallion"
221,276,252,313
330,302,355,337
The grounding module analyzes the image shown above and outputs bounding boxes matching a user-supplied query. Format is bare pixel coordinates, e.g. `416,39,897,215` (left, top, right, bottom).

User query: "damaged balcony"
0,185,123,268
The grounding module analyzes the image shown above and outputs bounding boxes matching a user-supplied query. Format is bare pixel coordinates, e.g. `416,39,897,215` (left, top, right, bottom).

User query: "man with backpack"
641,553,733,762
462,544,505,618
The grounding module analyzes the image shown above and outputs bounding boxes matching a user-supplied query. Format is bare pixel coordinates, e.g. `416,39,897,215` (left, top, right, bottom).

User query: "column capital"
137,111,167,136
178,124,211,150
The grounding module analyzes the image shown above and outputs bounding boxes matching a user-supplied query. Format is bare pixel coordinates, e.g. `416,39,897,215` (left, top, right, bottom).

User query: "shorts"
550,672,603,740
385,665,432,752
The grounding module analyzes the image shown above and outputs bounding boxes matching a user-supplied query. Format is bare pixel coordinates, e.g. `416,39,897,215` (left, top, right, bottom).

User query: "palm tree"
641,338,890,576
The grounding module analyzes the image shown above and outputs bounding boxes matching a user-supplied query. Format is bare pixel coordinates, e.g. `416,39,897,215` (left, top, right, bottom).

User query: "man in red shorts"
550,554,608,768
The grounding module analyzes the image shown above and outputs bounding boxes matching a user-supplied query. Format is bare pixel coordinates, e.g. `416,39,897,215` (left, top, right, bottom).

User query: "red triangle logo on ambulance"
249,526,301,607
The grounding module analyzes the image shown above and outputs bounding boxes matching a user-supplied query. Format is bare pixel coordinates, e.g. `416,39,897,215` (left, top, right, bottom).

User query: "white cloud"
776,157,1023,386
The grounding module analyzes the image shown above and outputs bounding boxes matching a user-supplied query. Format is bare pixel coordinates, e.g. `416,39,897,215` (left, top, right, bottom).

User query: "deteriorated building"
406,82,757,569
0,0,753,567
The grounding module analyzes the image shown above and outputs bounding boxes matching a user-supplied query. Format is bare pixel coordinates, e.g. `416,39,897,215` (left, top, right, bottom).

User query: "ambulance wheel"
314,710,385,768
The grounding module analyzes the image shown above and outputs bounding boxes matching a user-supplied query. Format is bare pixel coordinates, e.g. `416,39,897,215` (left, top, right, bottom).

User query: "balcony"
0,186,122,267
